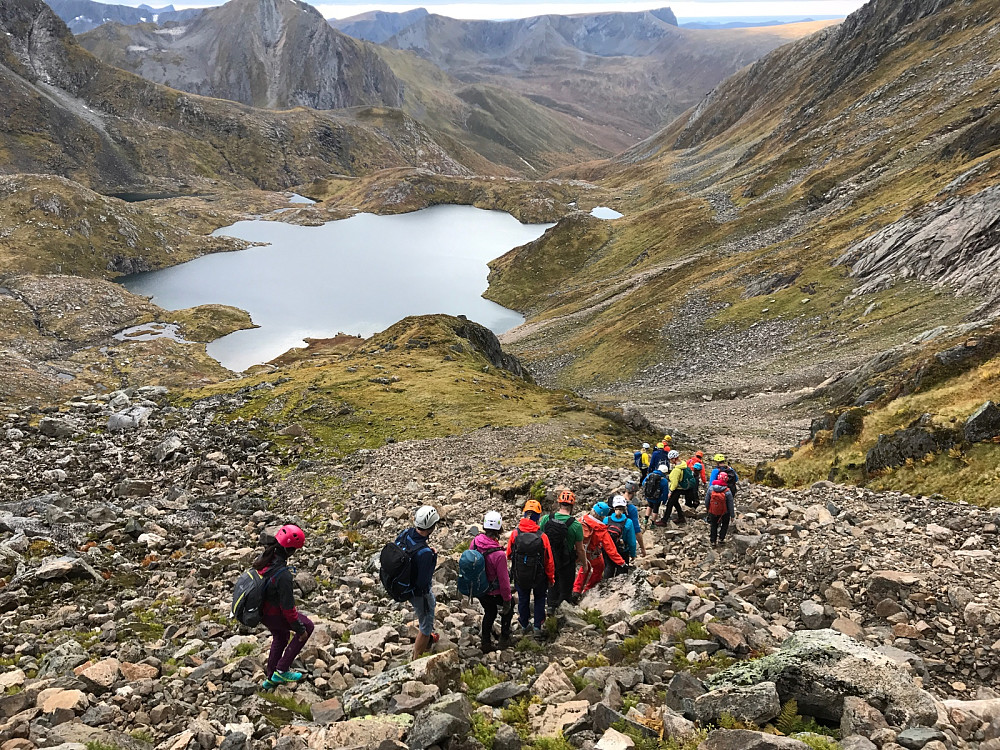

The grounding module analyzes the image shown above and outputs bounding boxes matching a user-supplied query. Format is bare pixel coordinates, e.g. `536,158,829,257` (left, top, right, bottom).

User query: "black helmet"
624,480,639,493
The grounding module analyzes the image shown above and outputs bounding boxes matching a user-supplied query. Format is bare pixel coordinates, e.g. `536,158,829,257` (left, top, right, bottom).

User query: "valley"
2,0,1000,748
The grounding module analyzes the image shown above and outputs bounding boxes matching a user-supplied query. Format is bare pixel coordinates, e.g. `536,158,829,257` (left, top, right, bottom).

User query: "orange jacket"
687,457,708,484
507,518,556,586
580,513,625,566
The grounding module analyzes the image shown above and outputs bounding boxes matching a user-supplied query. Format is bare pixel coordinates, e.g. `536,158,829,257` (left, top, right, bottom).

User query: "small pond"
120,205,552,372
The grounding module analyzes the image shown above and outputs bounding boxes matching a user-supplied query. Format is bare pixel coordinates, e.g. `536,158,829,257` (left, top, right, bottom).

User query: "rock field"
2,386,1000,750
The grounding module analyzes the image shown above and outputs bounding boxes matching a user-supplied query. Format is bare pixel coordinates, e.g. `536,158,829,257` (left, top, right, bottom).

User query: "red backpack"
708,489,728,517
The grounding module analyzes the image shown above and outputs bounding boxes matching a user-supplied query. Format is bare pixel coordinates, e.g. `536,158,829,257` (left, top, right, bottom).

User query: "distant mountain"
330,7,429,44
46,0,200,33
681,19,815,29
78,0,402,110
332,9,831,145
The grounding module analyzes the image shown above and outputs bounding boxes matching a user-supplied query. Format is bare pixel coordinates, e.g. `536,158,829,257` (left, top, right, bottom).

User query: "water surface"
121,205,551,371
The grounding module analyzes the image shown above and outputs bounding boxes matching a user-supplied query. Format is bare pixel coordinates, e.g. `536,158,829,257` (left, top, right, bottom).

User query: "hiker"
706,472,736,546
468,511,514,652
710,454,739,497
507,499,555,637
648,441,668,474
603,496,637,575
660,450,696,525
621,481,648,556
642,463,670,527
255,524,314,690
396,505,441,659
687,451,708,498
540,489,586,617
572,504,626,596
633,443,652,481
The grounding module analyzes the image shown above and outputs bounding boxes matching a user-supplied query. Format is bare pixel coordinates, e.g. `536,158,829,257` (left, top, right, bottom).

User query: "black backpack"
512,530,547,586
380,536,422,602
606,517,628,559
720,467,738,495
643,471,664,501
542,516,571,567
230,564,285,627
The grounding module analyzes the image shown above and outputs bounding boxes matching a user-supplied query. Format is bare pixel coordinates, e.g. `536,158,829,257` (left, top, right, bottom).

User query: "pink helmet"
716,473,729,485
275,524,305,549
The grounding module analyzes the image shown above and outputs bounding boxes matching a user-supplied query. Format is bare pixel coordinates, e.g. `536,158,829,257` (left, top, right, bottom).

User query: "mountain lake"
120,204,552,372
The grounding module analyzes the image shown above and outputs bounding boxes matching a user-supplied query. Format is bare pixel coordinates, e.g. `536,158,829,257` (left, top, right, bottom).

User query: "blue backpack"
457,543,502,599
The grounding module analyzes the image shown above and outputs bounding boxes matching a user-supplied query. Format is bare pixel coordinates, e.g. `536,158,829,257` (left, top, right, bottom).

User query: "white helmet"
483,511,503,531
642,443,650,450
612,495,627,508
667,449,680,460
414,505,440,530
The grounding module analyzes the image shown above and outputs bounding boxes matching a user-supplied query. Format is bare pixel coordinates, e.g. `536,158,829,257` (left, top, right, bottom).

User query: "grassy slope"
487,0,1000,388
185,314,639,457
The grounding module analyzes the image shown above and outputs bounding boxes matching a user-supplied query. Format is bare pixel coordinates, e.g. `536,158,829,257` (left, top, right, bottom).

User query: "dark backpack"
542,516,571,567
230,564,285,627
719,467,738,494
379,537,422,602
643,471,664,501
678,467,696,491
708,489,729,517
606,517,628,558
512,530,546,586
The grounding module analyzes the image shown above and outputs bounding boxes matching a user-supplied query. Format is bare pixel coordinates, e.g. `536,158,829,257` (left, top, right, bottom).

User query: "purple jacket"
471,533,511,601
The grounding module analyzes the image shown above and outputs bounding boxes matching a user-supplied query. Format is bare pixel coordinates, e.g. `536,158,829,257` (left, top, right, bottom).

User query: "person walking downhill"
256,524,315,691
540,490,585,618
572,503,626,597
660,450,690,525
687,451,708,501
710,455,739,499
603,496,637,576
470,511,514,652
706,472,736,547
621,481,648,556
507,499,555,637
648,442,668,475
634,443,652,482
397,506,441,659
642,463,670,527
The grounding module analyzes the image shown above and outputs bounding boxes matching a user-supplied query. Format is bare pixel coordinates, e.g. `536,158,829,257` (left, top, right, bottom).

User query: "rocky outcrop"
864,424,960,474
837,186,1000,305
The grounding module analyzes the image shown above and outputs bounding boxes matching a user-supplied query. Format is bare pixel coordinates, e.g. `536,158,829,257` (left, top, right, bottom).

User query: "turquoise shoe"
271,670,304,684
260,677,277,691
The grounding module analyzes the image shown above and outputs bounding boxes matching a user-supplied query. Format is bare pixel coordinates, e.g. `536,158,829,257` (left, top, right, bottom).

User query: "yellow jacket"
669,464,685,491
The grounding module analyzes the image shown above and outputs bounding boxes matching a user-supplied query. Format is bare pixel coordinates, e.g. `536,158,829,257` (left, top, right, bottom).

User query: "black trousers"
709,513,731,544
662,490,687,523
548,559,576,610
479,594,513,643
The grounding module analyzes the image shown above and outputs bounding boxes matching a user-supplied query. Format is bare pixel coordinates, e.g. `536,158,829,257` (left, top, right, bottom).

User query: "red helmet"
716,473,729,485
275,524,305,549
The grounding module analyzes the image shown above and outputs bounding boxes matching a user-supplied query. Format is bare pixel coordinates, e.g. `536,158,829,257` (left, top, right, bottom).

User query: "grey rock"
38,639,89,677
839,737,877,750
407,710,469,750
699,729,810,749
841,697,889,738
799,600,825,629
865,427,959,474
152,433,185,462
965,401,1000,443
107,406,153,432
832,409,865,442
665,671,706,711
493,723,522,750
692,682,781,725
39,417,76,438
896,727,947,749
477,681,529,707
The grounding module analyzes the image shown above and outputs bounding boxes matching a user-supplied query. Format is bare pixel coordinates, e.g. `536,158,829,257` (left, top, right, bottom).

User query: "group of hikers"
239,437,740,684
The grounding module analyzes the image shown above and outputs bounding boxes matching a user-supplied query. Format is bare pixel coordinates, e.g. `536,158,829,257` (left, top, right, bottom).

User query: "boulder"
529,700,589,738
493,723,522,750
38,640,89,677
36,688,88,715
841,697,889,737
699,729,810,749
341,649,459,716
800,600,826,629
596,727,635,750
705,629,938,727
78,658,121,694
316,716,412,747
152,434,185,462
407,710,469,750
532,662,577,703
29,556,103,585
964,401,1000,443
865,427,958,474
107,406,153,432
840,737,877,750
833,409,866,442
310,698,344,724
349,625,397,651
665,671,706,712
868,571,921,602
477,681,529,707
896,727,947,749
39,417,76,438
388,681,439,714
692,682,781,726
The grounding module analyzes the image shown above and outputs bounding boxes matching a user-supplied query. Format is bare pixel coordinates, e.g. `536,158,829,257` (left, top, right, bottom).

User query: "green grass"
620,625,661,663
575,653,609,669
680,619,709,641
500,696,540,740
231,642,257,659
527,736,574,750
258,691,313,721
471,713,499,749
461,664,503,695
85,743,120,750
129,730,154,744
671,646,735,676
516,637,545,654
583,609,607,632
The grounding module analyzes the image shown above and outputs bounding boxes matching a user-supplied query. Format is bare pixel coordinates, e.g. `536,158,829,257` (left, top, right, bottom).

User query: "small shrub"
529,480,546,500
232,642,257,659
662,728,709,750
461,664,502,694
568,672,590,693
516,637,544,654
85,743,120,750
793,735,841,750
471,713,498,750
129,730,155,744
340,630,351,643
258,691,312,720
528,736,574,750
583,609,607,632
621,694,640,713
719,712,758,730
575,653,609,669
620,625,660,663
501,696,538,740
681,619,709,641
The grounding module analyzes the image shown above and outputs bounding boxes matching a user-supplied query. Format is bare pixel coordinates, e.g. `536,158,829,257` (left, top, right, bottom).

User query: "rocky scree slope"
2,384,1000,749
0,0,485,194
487,0,1000,470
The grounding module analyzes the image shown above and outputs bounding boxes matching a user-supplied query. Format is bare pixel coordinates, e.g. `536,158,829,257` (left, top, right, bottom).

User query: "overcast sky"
126,0,867,21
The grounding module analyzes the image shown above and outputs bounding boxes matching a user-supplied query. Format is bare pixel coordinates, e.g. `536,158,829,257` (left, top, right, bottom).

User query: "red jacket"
507,518,555,586
580,514,625,566
687,457,708,484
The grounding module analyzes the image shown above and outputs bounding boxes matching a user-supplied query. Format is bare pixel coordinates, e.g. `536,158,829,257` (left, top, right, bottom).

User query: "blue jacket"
603,513,637,558
649,449,667,473
396,528,437,596
709,466,739,490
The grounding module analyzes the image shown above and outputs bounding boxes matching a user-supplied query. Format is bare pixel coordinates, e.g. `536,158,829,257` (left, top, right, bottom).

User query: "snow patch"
590,206,624,220
127,45,150,53
153,26,187,36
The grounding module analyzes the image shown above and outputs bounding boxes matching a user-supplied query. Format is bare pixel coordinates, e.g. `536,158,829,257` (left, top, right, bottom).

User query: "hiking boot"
567,592,581,606
532,626,545,640
499,631,514,648
481,637,495,653
260,677,277,691
521,624,533,637
654,519,669,527
271,670,303,684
